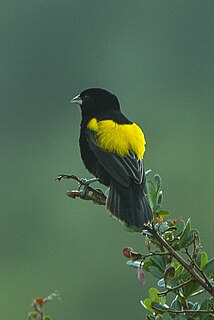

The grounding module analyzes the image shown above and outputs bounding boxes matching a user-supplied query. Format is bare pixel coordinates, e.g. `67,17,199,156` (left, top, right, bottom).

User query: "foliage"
56,172,214,318
123,174,214,319
28,292,59,320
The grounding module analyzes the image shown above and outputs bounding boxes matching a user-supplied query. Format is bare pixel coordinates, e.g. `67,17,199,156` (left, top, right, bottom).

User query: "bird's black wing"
86,129,145,187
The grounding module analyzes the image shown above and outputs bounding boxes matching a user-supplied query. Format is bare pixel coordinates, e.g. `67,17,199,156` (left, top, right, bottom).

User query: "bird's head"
71,88,120,118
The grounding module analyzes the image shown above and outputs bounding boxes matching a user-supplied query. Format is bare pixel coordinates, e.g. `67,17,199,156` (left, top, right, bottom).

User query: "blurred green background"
1,0,214,319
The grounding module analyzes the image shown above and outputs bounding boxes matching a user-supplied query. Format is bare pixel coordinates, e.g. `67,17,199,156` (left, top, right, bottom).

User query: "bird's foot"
56,173,106,205
56,174,100,198
79,177,99,186
55,175,99,186
78,178,99,197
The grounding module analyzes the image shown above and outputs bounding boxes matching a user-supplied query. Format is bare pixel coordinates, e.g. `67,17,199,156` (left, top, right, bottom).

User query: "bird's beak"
70,94,82,105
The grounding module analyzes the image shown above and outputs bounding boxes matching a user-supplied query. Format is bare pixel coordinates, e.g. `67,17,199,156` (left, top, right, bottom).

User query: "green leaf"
44,317,52,320
141,299,154,313
160,294,166,306
164,266,175,285
28,312,38,319
143,260,153,271
180,269,191,282
171,295,182,310
199,299,213,320
182,280,200,298
149,266,164,278
192,302,200,311
199,316,213,320
174,264,184,280
171,241,181,251
165,226,177,233
174,220,185,237
145,169,152,176
179,228,199,248
146,316,155,320
163,231,174,242
150,255,166,271
190,289,205,297
209,297,214,308
163,313,173,320
126,260,141,269
146,180,156,211
157,210,171,217
159,222,170,233
157,278,165,288
154,174,162,193
203,258,214,277
149,288,160,303
150,301,169,312
200,251,208,269
179,218,191,247
187,301,200,318
157,191,163,206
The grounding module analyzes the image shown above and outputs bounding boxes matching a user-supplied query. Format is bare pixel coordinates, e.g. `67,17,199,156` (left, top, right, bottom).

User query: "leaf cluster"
125,174,214,320
28,292,60,320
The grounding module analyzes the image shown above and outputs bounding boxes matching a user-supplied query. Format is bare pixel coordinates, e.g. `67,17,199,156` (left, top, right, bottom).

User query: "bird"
71,88,153,230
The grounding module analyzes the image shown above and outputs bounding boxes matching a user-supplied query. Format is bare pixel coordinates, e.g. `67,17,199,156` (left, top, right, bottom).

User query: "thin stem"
158,278,193,296
185,246,214,292
196,267,213,290
145,225,214,297
151,305,214,316
142,251,172,259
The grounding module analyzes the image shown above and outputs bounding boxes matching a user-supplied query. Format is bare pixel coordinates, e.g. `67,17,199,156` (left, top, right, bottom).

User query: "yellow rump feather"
87,118,146,159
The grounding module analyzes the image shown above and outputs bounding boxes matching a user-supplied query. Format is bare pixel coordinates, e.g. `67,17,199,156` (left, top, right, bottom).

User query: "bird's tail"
106,182,153,229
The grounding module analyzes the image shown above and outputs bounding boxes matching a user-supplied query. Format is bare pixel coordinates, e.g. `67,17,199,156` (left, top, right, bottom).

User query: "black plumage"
71,88,153,229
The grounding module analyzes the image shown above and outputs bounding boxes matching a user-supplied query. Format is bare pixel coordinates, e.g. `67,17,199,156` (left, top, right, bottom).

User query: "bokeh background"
1,0,214,319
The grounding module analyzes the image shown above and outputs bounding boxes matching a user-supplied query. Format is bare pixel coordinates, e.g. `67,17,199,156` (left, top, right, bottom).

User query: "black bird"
71,88,153,229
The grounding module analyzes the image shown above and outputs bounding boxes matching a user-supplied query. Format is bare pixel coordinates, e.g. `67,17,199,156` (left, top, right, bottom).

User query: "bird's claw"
55,175,99,185
56,174,104,202
78,177,99,187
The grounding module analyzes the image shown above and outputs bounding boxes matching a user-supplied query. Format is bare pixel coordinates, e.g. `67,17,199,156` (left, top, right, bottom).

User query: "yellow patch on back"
87,118,146,159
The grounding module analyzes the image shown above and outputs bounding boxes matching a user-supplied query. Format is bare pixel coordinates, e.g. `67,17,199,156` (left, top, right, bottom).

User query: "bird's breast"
87,118,146,159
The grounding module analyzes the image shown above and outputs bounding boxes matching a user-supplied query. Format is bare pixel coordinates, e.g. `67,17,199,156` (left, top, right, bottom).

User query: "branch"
56,173,214,297
157,278,193,296
185,245,213,292
122,247,172,261
145,224,214,297
151,304,214,316
56,174,106,205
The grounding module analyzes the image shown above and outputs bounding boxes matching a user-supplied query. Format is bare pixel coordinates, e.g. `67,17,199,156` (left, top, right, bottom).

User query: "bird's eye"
84,95,90,100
